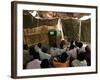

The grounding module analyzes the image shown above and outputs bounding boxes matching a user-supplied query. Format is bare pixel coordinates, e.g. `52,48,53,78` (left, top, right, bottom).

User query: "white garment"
67,48,77,59
27,59,41,69
58,48,67,55
34,45,41,53
72,59,87,67
79,47,85,53
50,47,60,56
38,49,51,60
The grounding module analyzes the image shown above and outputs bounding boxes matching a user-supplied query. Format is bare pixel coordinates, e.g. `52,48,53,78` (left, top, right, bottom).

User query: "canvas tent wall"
23,10,91,46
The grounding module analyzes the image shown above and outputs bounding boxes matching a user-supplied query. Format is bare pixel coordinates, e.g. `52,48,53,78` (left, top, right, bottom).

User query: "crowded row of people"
23,40,91,69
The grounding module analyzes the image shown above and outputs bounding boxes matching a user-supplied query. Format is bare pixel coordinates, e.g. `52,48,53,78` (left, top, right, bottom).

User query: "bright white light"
35,16,42,19
29,11,42,19
74,17,78,20
79,15,91,20
57,18,64,40
29,11,37,17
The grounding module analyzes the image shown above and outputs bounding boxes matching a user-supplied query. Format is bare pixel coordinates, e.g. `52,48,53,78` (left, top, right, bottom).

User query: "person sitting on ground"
70,40,74,46
52,52,70,67
59,42,67,55
75,41,79,48
34,43,42,52
67,44,78,60
40,59,51,68
23,44,30,69
38,46,51,60
60,40,66,47
84,46,91,66
72,52,87,67
29,45,37,60
42,44,49,53
67,45,77,61
50,43,60,57
78,42,85,53
67,40,75,50
26,51,41,69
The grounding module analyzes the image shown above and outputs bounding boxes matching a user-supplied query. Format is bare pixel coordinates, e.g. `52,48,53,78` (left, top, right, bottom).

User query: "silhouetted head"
75,41,79,47
78,42,83,48
70,40,74,46
42,47,48,53
29,45,35,55
77,52,85,61
60,52,68,63
37,43,42,48
40,59,50,68
60,40,66,45
23,44,28,50
85,46,90,52
69,44,75,50
33,52,40,59
60,43,64,49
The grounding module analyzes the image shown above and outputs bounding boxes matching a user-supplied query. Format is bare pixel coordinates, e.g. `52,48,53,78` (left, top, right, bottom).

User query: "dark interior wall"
62,19,91,42
23,14,37,28
62,19,79,41
81,19,91,42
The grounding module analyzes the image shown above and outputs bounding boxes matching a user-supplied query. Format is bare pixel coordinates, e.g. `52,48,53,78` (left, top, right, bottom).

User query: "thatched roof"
23,10,90,28
23,14,58,28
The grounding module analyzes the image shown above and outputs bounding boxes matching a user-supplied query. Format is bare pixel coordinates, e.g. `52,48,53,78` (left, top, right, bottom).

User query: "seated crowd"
23,40,91,69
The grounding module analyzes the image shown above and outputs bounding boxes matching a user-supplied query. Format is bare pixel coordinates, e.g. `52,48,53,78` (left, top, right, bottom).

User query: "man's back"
27,59,41,69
